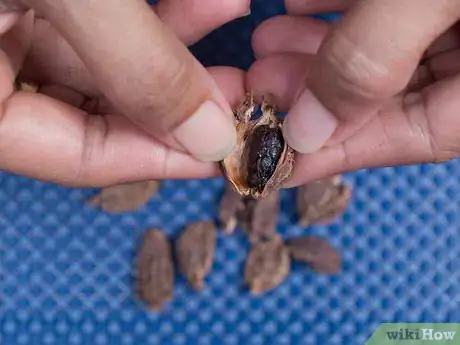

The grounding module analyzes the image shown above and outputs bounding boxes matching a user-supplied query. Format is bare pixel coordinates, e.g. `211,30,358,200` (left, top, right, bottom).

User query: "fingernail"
173,100,236,162
283,89,338,153
240,8,251,18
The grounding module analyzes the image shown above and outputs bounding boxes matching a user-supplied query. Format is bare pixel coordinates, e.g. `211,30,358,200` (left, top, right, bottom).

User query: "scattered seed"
244,235,290,295
297,175,351,226
176,221,216,290
89,180,160,213
240,190,280,243
219,183,244,235
137,229,174,311
286,236,342,274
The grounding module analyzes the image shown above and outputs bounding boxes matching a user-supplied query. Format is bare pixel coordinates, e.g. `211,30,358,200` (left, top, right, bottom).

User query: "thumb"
22,0,237,162
283,0,460,154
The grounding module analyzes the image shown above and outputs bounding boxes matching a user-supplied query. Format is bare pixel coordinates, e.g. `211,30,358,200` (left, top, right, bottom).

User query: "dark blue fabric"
1,2,459,345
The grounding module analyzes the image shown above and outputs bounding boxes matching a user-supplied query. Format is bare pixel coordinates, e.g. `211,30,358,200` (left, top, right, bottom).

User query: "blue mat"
1,1,460,344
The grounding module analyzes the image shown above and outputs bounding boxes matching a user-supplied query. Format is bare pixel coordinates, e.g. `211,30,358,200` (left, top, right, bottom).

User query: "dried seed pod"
220,93,295,199
244,235,290,294
219,183,244,234
239,190,280,243
89,180,160,213
176,221,216,290
297,175,351,226
137,229,174,311
286,236,341,274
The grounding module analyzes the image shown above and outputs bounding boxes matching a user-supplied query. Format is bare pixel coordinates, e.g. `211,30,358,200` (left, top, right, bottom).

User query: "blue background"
1,1,460,344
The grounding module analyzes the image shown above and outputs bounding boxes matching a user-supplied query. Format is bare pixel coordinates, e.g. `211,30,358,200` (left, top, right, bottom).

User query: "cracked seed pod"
220,93,295,199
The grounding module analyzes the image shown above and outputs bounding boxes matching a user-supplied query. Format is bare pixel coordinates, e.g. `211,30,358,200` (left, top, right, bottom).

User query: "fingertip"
283,89,338,154
172,100,237,162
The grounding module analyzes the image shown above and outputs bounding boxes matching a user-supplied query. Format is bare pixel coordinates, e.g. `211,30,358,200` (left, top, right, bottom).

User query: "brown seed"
89,180,160,213
297,175,351,226
219,183,244,235
244,235,290,294
220,93,295,199
239,190,280,243
176,221,216,290
286,236,342,274
137,229,174,311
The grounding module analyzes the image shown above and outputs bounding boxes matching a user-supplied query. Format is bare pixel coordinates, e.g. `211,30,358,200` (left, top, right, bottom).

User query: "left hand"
0,0,249,187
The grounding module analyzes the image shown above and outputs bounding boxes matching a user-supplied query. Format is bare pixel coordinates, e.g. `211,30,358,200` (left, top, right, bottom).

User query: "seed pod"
297,175,351,226
220,93,295,199
219,183,244,235
244,235,290,294
89,180,160,213
239,191,280,243
176,221,216,290
286,236,341,274
137,229,174,311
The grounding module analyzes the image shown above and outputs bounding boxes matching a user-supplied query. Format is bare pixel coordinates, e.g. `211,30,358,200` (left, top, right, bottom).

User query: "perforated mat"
1,1,460,344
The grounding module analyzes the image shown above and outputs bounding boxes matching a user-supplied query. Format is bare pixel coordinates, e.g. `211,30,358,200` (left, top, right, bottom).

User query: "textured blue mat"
1,1,460,344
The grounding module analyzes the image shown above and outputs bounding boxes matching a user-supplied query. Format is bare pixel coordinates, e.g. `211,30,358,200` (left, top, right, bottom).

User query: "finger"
0,9,33,102
0,66,245,187
285,75,460,186
247,53,311,111
283,0,460,155
429,48,460,80
0,11,21,34
426,22,460,58
285,0,354,15
38,84,86,107
252,15,328,58
154,0,250,45
20,0,250,96
25,0,237,162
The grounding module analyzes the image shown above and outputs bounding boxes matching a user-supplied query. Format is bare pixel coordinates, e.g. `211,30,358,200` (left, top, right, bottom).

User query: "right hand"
248,0,460,186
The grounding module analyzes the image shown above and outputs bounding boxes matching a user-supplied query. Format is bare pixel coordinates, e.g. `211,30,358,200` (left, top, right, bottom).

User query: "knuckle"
321,32,400,101
139,57,203,136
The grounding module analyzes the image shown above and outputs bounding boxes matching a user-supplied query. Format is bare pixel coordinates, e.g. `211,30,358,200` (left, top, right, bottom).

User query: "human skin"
0,0,250,187
248,0,460,187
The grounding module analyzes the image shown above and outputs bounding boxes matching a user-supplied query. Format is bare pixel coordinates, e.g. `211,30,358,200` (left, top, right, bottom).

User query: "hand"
0,0,249,186
248,0,460,186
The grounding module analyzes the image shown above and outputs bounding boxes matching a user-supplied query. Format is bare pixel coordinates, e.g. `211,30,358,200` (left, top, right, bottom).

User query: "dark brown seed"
297,175,351,226
176,221,216,290
137,229,174,311
219,183,244,234
286,236,341,274
89,180,160,213
239,190,279,243
245,125,285,192
244,235,290,294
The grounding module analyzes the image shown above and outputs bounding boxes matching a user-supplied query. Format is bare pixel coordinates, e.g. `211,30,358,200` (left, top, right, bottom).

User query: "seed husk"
244,235,290,294
89,180,160,213
219,183,244,235
176,221,216,290
286,236,342,274
137,229,174,311
297,175,351,226
240,191,280,243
